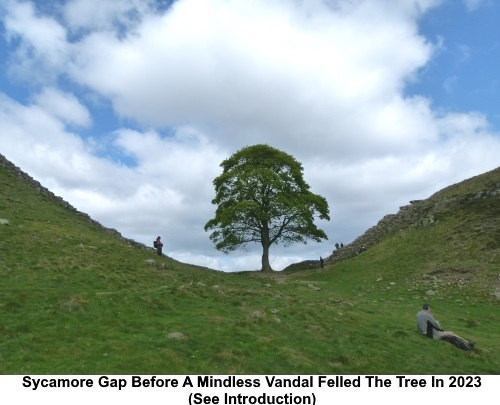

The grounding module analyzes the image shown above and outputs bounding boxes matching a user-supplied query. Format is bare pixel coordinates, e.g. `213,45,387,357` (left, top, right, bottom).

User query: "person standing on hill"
320,257,324,268
154,236,163,256
416,303,476,350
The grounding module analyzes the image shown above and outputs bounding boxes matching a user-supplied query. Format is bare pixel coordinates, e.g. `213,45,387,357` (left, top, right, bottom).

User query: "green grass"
1,165,499,374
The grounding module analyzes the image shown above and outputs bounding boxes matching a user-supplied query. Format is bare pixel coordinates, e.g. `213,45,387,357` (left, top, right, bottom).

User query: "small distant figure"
416,303,476,351
153,236,163,256
335,243,340,250
340,242,344,248
320,256,324,268
358,245,366,254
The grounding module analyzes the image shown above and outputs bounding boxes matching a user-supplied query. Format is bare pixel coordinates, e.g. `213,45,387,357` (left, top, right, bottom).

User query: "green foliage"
205,144,330,271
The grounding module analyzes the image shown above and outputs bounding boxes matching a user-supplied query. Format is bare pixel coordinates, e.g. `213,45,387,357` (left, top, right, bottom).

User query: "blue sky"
408,0,500,127
1,0,499,271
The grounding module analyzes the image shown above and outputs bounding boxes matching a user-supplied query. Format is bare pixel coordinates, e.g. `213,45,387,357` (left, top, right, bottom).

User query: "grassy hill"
1,156,499,375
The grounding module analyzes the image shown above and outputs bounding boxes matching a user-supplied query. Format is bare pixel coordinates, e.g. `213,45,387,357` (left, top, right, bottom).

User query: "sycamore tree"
204,144,330,272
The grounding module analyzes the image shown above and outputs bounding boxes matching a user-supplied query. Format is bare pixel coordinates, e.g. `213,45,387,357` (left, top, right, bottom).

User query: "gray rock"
212,285,223,294
167,332,185,340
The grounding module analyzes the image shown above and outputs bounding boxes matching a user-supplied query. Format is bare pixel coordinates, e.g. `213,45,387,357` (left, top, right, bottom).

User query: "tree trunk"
261,243,273,272
260,225,273,272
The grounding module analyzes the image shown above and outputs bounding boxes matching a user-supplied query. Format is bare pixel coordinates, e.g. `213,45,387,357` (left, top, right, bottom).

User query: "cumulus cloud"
0,0,499,271
33,87,92,127
2,0,69,82
67,0,437,156
62,0,156,32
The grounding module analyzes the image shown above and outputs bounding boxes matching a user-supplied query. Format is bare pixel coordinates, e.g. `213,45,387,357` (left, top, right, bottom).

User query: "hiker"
320,256,324,268
340,242,344,248
153,236,163,256
335,243,340,250
416,303,476,350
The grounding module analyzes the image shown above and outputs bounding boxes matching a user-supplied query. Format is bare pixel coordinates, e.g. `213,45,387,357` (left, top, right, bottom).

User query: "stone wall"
325,200,425,264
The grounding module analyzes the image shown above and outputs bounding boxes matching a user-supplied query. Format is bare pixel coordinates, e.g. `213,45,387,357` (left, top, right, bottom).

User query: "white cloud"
33,87,92,127
66,0,437,157
0,93,127,192
62,0,155,32
3,0,69,82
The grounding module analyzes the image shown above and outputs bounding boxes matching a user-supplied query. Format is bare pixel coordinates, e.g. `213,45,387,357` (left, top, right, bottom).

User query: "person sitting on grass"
416,303,476,351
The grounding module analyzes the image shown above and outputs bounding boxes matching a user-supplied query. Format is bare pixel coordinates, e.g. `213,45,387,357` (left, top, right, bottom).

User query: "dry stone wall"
326,200,426,264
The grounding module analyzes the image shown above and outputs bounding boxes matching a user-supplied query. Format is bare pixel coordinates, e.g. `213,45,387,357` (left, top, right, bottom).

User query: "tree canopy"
204,144,330,272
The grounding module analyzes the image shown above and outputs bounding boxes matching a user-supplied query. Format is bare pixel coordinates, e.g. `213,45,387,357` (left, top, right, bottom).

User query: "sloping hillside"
0,153,154,251
1,154,499,374
286,167,499,272
327,167,500,265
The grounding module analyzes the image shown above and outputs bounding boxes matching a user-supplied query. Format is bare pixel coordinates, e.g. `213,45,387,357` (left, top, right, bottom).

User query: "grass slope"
0,164,499,375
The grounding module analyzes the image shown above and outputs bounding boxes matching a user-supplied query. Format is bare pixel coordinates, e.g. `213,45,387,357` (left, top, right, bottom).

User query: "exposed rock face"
0,153,148,250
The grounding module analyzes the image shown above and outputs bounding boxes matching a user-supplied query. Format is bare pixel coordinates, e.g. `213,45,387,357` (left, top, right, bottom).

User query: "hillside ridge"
328,167,500,263
0,152,147,251
285,167,500,270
